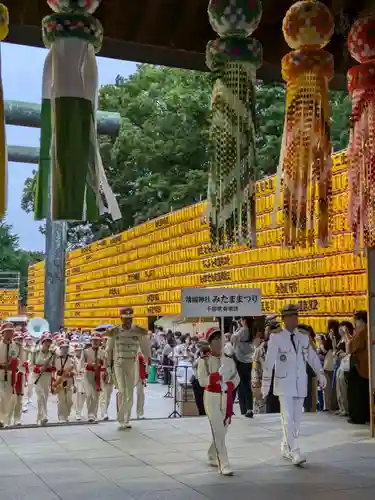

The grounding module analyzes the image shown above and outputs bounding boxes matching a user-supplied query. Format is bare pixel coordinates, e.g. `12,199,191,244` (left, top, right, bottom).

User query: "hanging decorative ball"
0,4,9,41
348,16,375,64
47,0,101,14
282,0,334,50
206,37,263,72
208,0,262,39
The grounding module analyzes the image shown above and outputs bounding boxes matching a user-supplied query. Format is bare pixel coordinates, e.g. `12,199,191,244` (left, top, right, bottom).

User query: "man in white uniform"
262,304,326,466
105,307,151,430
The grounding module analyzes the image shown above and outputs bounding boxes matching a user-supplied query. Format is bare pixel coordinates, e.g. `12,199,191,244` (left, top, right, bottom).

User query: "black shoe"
245,410,254,418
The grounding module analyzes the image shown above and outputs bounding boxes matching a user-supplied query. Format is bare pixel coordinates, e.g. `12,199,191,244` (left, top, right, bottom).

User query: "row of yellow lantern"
62,236,363,292
63,150,346,267
65,168,349,270
28,239,365,303
64,252,362,297
63,294,366,322
63,284,367,313
29,271,367,309
63,205,351,283
67,212,206,266
63,225,354,286
64,274,367,307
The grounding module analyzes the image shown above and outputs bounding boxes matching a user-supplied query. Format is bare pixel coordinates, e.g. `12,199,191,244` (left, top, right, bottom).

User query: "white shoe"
76,414,82,421
291,451,306,466
103,414,109,421
281,446,292,460
22,406,28,413
124,422,132,429
118,423,127,430
220,466,234,476
208,459,217,467
137,414,144,420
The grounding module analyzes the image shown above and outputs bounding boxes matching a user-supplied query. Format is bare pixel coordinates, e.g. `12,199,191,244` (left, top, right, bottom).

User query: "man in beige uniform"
106,307,151,430
54,339,77,422
82,333,105,422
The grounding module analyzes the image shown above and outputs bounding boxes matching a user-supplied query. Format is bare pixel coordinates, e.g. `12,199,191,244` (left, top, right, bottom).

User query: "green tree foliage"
0,220,44,304
21,64,352,248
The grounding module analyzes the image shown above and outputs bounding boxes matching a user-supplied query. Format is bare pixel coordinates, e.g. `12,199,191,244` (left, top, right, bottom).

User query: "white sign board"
181,288,262,318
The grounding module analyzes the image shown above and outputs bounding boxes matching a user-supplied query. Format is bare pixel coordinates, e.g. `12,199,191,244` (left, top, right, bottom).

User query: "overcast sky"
3,42,136,252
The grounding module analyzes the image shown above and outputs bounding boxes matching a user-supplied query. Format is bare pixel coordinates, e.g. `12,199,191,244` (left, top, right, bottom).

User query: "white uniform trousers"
279,395,304,453
135,380,145,417
0,376,15,426
34,373,52,423
57,388,73,421
8,394,23,425
204,391,229,472
83,372,100,421
100,383,113,418
114,359,135,424
75,391,86,419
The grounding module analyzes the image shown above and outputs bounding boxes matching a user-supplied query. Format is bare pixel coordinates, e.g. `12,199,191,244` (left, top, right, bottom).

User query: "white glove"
218,364,231,381
220,380,228,393
318,373,327,389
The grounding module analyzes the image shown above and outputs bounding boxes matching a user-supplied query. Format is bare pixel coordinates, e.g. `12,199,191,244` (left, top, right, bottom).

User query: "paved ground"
0,412,374,500
21,383,175,425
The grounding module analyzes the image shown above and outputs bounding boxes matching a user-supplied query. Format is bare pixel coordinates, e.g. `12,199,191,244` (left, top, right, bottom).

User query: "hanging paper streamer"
0,4,8,218
347,16,375,250
275,1,334,248
206,0,262,248
35,0,121,222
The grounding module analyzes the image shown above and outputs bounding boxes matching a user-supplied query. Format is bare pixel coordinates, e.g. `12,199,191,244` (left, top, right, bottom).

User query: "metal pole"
366,248,375,437
44,171,67,333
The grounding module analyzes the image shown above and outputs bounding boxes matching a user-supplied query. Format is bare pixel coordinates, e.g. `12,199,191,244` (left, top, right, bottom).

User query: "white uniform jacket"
262,328,323,398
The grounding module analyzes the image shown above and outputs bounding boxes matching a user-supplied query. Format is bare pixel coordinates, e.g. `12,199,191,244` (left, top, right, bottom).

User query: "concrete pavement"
0,412,374,500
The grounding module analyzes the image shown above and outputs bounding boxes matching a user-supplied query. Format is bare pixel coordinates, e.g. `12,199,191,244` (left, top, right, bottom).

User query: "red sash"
86,362,103,392
205,372,234,426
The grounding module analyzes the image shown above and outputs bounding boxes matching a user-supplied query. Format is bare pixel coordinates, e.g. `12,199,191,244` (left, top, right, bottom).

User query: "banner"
181,287,261,317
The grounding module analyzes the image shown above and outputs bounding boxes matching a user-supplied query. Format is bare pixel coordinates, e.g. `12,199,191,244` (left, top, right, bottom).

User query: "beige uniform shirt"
106,324,150,365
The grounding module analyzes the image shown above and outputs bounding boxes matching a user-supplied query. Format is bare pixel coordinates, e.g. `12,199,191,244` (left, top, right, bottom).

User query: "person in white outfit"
32,333,57,426
81,333,105,423
197,327,240,476
73,343,86,420
262,304,327,466
22,335,35,412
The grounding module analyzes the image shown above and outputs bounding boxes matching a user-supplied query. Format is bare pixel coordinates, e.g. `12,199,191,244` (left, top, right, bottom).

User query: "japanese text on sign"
181,288,261,317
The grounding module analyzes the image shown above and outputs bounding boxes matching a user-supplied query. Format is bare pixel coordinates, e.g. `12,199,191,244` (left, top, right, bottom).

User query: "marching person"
73,343,86,421
262,304,327,466
22,335,34,412
32,333,57,426
134,349,148,419
54,339,77,422
0,324,23,427
99,335,114,421
82,333,105,423
8,331,27,426
105,307,151,430
197,327,240,476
